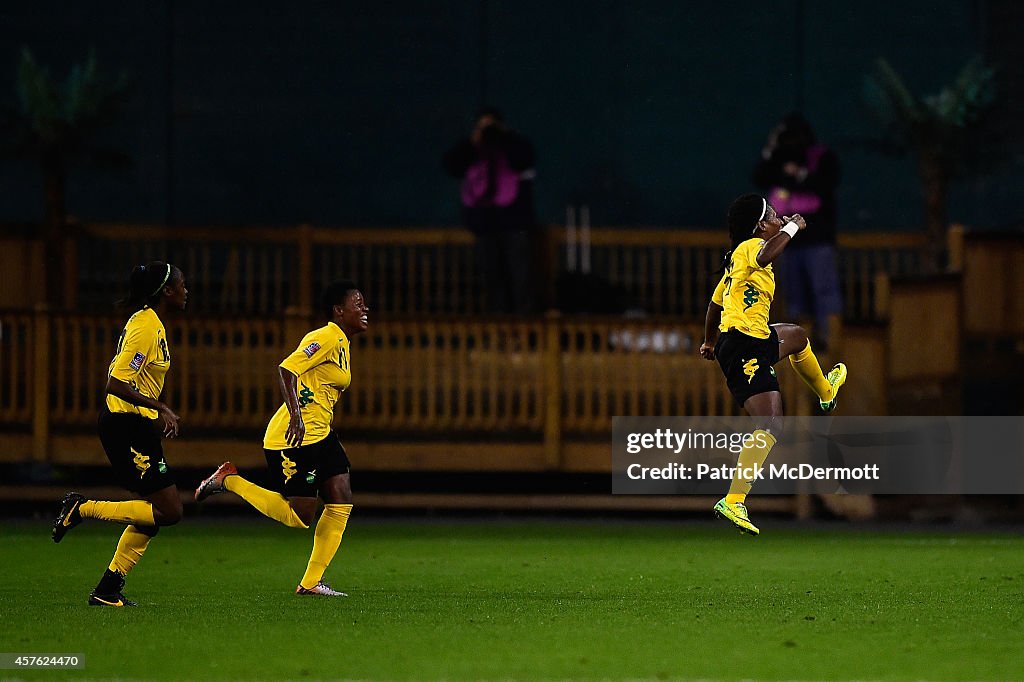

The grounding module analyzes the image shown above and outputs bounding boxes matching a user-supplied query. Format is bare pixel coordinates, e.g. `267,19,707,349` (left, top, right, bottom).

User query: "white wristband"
781,222,799,239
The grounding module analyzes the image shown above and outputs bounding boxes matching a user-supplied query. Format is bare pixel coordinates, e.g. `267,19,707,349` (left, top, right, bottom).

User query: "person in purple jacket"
753,113,842,350
444,107,538,314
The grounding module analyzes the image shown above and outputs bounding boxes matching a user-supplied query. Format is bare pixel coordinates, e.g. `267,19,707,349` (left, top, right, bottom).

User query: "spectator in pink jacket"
753,113,842,350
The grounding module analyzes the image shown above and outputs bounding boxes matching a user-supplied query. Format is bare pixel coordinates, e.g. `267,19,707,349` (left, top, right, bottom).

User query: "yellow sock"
79,500,155,526
299,504,352,590
725,430,777,504
108,525,153,575
225,475,308,529
789,341,834,402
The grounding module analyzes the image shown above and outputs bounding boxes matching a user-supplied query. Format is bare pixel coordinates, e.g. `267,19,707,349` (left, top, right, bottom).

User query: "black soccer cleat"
88,591,138,607
52,492,86,543
89,570,138,607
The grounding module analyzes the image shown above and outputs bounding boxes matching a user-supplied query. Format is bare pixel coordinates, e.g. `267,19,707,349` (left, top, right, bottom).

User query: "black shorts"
715,327,781,405
263,432,351,498
97,407,175,496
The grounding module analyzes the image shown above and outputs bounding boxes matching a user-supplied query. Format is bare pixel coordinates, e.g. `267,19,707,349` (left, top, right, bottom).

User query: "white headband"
151,264,172,296
752,198,768,234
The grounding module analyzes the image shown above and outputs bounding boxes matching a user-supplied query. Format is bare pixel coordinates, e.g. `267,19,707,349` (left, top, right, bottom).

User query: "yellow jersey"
263,321,352,450
712,237,775,339
106,307,170,418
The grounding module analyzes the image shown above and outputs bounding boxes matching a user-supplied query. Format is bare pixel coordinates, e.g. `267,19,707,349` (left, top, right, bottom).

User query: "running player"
194,280,368,596
52,262,188,606
699,194,847,536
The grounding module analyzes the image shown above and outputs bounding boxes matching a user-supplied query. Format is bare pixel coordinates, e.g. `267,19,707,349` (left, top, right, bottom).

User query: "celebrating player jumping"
700,194,847,536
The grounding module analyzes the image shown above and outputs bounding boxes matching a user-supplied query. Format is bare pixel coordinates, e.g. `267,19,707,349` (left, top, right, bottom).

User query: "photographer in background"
753,113,842,350
443,107,538,314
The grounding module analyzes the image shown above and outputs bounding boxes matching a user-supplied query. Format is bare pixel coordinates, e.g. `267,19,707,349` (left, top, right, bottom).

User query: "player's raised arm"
756,213,806,267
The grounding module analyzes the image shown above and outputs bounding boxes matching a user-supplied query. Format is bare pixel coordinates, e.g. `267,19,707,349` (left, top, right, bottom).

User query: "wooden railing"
835,232,932,322
65,224,938,322
0,312,33,426
559,228,933,321
73,225,486,315
1,310,814,464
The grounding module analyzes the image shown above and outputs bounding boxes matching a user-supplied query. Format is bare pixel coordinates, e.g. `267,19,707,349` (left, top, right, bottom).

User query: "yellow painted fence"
0,311,813,469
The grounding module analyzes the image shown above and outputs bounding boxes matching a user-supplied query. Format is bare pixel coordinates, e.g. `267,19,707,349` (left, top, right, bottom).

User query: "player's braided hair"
118,261,178,311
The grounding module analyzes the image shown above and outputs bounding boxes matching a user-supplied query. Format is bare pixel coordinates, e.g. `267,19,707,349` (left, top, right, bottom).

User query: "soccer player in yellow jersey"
52,261,188,606
700,194,848,536
195,280,369,596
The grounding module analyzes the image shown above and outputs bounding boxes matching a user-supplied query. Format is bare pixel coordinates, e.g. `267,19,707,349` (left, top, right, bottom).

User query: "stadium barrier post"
827,314,843,356
297,223,314,315
31,303,50,462
565,205,577,273
947,223,965,273
873,272,890,320
63,232,78,310
543,310,563,470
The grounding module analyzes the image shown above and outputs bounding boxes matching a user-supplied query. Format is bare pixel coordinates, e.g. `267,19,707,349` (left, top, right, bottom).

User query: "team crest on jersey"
129,352,146,371
302,342,321,358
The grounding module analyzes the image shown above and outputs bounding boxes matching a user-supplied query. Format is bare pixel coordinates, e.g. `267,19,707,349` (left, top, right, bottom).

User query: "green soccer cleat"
52,492,86,543
820,362,848,413
714,498,760,536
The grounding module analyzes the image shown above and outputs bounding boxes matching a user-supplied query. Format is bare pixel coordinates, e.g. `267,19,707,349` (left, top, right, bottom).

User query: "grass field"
2,517,1023,681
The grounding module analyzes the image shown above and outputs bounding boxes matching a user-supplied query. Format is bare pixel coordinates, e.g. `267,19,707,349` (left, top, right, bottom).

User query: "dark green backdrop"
2,1,1018,230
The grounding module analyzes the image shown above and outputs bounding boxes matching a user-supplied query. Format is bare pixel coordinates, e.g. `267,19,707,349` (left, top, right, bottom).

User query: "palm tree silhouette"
2,48,132,305
862,57,999,271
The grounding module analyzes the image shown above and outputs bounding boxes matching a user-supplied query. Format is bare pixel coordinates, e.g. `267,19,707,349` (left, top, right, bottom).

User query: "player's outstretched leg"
53,492,157,543
784,334,848,412
196,462,309,529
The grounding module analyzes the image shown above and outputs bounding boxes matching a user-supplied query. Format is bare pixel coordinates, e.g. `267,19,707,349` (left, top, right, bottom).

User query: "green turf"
2,518,1023,681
